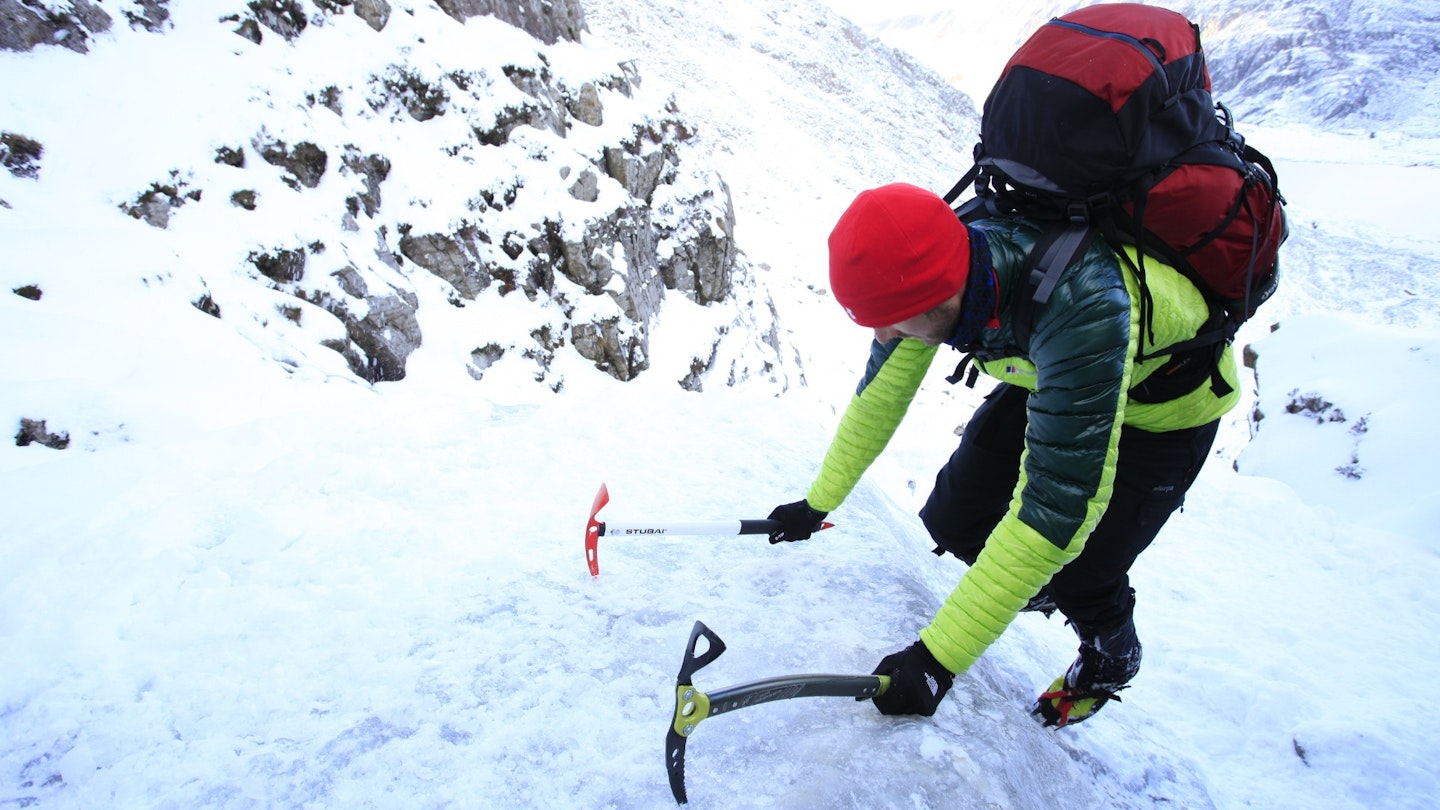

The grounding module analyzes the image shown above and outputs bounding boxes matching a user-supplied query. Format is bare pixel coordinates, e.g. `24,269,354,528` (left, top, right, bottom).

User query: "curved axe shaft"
665,621,890,804
585,484,834,576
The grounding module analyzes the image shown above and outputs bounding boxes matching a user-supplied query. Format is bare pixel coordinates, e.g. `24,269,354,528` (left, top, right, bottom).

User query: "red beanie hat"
828,183,970,328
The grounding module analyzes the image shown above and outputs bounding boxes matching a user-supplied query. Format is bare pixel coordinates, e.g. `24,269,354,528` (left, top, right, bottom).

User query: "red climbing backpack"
946,2,1287,401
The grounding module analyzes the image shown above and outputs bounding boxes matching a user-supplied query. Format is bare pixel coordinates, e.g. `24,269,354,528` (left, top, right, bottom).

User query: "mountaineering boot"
1032,608,1142,727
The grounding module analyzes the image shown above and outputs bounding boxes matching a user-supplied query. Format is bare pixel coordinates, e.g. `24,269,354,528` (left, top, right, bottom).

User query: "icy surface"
2,1,1437,808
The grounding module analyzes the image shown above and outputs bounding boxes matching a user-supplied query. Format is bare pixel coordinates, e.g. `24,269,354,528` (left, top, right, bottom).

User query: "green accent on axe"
672,685,712,737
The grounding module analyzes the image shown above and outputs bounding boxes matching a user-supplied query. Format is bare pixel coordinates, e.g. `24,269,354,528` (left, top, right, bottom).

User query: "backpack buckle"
1067,200,1090,225
1085,193,1113,217
1216,102,1245,151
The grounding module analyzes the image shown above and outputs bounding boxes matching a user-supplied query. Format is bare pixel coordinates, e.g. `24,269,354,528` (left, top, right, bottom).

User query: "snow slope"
2,0,1438,808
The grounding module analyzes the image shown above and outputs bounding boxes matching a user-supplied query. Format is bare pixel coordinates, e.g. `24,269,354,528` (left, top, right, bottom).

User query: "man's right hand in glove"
867,640,954,716
766,499,829,543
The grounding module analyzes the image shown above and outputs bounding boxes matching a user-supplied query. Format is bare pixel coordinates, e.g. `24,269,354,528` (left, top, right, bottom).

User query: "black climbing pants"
920,382,1220,633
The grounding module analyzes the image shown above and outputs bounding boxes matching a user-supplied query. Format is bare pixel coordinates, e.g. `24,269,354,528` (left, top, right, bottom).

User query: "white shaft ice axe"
584,483,834,576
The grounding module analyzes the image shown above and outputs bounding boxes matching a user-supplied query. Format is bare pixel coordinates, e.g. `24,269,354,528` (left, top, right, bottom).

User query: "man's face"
872,293,963,346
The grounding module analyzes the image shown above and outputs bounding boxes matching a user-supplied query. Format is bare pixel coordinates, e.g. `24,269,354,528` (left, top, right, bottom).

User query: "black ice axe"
585,484,834,576
665,621,891,804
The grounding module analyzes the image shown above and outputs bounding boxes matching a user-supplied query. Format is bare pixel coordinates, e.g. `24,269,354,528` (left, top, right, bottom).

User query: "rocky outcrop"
341,150,391,219
572,318,647,381
13,0,786,391
254,135,328,190
323,266,422,383
657,178,737,305
399,227,494,300
250,246,308,285
1,131,43,178
0,0,112,53
353,0,392,32
374,66,451,122
15,418,69,450
434,0,586,44
247,0,308,42
213,0,585,46
118,172,201,229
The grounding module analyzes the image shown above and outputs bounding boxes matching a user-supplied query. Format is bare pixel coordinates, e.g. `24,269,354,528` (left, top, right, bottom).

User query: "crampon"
1030,677,1128,728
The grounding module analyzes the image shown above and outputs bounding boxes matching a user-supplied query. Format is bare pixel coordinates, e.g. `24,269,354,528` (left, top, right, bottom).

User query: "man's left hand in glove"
765,500,829,544
867,640,954,716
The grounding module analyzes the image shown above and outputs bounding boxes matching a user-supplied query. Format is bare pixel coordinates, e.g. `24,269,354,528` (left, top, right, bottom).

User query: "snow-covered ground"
3,1,1438,808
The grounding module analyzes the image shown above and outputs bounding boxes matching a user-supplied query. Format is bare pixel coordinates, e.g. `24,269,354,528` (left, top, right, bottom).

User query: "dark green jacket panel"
1018,240,1134,549
964,220,1134,550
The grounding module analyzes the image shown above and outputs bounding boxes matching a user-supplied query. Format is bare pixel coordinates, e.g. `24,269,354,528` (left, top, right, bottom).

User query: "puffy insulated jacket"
804,218,1240,676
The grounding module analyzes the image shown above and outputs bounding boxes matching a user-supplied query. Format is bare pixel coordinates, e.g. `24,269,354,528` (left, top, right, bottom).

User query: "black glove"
868,640,954,717
765,500,828,544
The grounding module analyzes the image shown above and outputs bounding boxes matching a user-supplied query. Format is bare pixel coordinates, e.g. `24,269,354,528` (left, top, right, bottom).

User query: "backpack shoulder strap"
1013,210,1095,355
943,162,982,206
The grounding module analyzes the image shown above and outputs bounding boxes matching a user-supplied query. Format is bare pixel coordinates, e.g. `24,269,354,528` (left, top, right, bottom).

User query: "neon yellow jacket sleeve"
804,339,938,512
921,519,1084,671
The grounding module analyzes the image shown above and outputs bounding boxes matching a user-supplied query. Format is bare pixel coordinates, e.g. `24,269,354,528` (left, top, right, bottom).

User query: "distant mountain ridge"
856,0,1440,137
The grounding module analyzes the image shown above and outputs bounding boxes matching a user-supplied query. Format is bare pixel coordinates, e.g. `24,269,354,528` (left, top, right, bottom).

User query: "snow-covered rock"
1,0,787,394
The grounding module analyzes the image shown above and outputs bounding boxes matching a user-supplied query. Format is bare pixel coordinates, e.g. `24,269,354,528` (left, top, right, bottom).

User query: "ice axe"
664,621,891,804
584,483,834,576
